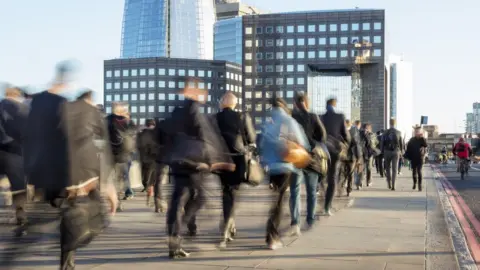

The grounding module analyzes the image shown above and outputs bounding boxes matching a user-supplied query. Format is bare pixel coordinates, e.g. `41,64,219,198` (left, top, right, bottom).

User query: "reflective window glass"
329,50,337,58
245,27,252,34
168,81,175,88
319,24,326,32
256,52,263,59
140,69,146,76
308,38,316,45
188,70,195,76
158,81,165,88
198,70,205,77
131,81,137,88
373,49,382,57
148,93,154,100
297,78,305,85
276,39,284,46
131,69,138,76
308,51,316,59
158,93,165,100
276,52,284,59
287,65,294,72
140,81,146,88
169,94,176,100
168,69,175,76
276,26,284,33
287,78,294,85
123,82,129,89
363,22,371,30
308,25,315,32
374,22,382,30
114,82,120,89
287,52,294,59
341,37,348,44
266,39,274,47
158,106,165,112
140,106,146,112
140,94,146,100
122,70,129,77
276,65,283,72
341,50,348,58
319,38,326,45
114,70,120,77
148,68,155,75
341,24,348,31
297,38,305,46
287,39,294,46
131,94,137,101
266,52,274,59
297,25,305,33
178,69,185,76
106,83,112,90
148,81,155,88
123,94,129,101
329,24,337,31
106,71,112,77
330,37,337,45
158,68,165,75
297,65,305,72
319,50,326,58
287,25,294,33
148,106,154,113
374,36,382,43
266,26,274,33
178,82,185,88
352,23,359,31
256,27,262,34
297,51,305,59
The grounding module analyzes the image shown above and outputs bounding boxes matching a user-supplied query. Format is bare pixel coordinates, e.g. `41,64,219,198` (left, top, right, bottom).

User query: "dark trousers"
412,162,423,187
376,154,385,177
167,172,205,243
340,161,355,194
0,150,27,224
220,175,239,239
141,162,156,189
153,164,169,209
266,172,291,244
325,154,340,210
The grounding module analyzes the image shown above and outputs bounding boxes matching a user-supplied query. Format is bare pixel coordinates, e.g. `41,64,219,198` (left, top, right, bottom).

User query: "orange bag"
282,140,312,169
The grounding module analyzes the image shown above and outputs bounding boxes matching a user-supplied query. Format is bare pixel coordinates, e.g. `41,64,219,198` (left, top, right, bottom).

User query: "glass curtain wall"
214,17,242,64
308,71,352,118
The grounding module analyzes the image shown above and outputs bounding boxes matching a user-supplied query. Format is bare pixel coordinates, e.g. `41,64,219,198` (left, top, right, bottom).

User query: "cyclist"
453,138,472,173
441,146,448,164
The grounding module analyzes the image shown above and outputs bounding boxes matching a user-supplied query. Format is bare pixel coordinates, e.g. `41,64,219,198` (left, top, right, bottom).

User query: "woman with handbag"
260,97,310,250
215,92,257,248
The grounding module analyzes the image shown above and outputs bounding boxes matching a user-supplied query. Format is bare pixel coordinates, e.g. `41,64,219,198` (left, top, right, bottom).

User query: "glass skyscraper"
214,17,242,64
120,0,215,60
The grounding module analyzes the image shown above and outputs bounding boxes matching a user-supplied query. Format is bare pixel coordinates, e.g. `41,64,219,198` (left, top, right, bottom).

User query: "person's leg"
3,152,28,230
355,159,364,189
266,173,290,248
390,152,400,190
154,164,168,212
167,174,189,258
384,151,393,189
324,155,339,214
183,173,207,232
417,163,424,191
345,161,354,196
289,172,302,229
412,163,418,189
366,156,373,186
124,160,134,198
305,170,319,226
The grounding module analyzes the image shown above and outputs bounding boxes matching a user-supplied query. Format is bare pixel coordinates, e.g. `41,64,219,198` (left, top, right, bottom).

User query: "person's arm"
340,115,351,144
311,114,327,143
242,112,257,145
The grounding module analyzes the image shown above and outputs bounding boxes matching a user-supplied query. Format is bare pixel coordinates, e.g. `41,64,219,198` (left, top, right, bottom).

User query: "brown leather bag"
282,140,312,169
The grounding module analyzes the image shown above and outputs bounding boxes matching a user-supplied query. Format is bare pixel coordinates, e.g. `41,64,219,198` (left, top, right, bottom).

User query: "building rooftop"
264,8,384,16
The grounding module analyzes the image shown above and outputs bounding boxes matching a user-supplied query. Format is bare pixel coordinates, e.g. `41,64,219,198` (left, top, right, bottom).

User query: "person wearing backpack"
356,123,377,189
382,118,404,190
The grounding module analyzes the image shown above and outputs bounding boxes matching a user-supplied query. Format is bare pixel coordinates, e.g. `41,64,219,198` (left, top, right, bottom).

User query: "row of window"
245,22,382,35
245,90,298,99
247,64,306,73
244,77,307,86
245,48,382,61
105,93,242,104
104,106,220,117
246,36,381,47
106,68,242,81
105,80,243,93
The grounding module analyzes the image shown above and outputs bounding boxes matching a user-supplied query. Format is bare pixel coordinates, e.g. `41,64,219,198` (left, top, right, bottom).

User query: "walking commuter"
320,98,350,216
375,130,385,177
261,97,309,249
136,119,158,206
289,92,326,235
215,92,256,247
342,119,361,196
382,119,404,190
164,85,234,258
405,127,428,191
0,85,29,236
356,123,378,189
152,118,170,213
4,62,117,269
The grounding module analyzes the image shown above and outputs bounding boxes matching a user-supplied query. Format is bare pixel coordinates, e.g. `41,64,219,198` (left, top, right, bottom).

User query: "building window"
245,27,252,34
287,52,294,59
266,52,274,59
266,65,274,72
178,81,185,88
256,78,263,85
168,106,175,112
287,25,294,33
340,50,348,58
131,106,137,113
319,50,326,58
351,37,360,44
131,81,137,89
341,24,348,31
199,82,205,89
319,24,326,32
140,81,146,88
363,36,371,43
297,38,305,46
373,49,382,57
168,81,175,88
245,66,252,73
276,91,284,98
352,23,359,31
106,83,112,90
168,94,176,100
122,70,129,77
105,94,112,101
255,39,263,47
297,64,305,72
208,71,212,77
140,106,146,113
297,78,305,85
363,22,371,31
266,26,274,33
178,69,185,76
374,36,382,43
158,81,165,88
140,93,146,100
114,70,120,77
276,39,284,46
245,91,252,98
158,93,165,100
158,106,165,112
131,94,138,101
113,94,120,101
276,65,283,72
274,77,283,85
287,91,294,98
308,24,315,32
276,26,284,33
265,78,273,85
255,104,262,112
256,52,263,59
341,37,348,44
169,69,175,76
148,81,155,88
158,68,165,75
297,25,305,33
188,70,195,76
374,22,382,30
148,93,154,100
266,39,274,47
287,65,294,72
287,39,294,46
148,68,155,75
148,106,154,113
256,27,262,34
122,82,129,89
179,94,184,100
329,37,337,45
140,69,146,76
319,37,326,45
329,50,337,58
106,70,112,77
297,51,305,59
329,24,337,31
245,53,252,60
245,40,252,47
308,38,315,46
131,69,138,76
287,78,294,85
245,79,252,86
114,82,120,89
276,52,284,59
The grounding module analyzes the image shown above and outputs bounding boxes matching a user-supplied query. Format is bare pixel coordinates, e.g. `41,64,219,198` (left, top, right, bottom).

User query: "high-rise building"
214,17,243,64
388,54,413,140
103,58,242,125
465,103,480,133
215,0,263,20
241,9,386,130
120,0,215,60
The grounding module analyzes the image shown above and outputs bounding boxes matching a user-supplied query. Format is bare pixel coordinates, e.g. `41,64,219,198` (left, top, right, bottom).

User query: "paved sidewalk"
1,166,457,270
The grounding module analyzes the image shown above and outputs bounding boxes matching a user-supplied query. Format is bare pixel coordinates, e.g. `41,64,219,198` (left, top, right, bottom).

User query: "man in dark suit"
320,98,350,216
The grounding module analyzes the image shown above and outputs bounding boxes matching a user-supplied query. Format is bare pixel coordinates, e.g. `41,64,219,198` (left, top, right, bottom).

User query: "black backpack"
383,129,399,151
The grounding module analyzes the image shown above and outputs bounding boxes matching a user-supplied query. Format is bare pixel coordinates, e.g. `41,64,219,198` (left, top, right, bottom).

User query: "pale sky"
0,0,478,132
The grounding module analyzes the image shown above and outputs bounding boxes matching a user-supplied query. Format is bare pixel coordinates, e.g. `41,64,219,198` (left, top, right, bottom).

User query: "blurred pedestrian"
136,118,158,206
405,127,427,191
382,119,404,191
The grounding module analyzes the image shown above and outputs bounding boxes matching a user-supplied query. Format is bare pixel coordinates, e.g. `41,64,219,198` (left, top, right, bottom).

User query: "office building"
214,17,243,64
389,54,413,140
120,0,215,60
104,57,242,125
241,9,386,129
215,0,263,20
465,103,480,133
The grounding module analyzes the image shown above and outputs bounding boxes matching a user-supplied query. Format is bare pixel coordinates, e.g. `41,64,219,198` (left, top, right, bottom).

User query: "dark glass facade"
104,58,242,125
242,9,386,130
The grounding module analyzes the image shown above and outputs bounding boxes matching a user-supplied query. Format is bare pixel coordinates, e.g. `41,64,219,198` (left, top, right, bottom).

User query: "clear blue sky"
0,0,477,132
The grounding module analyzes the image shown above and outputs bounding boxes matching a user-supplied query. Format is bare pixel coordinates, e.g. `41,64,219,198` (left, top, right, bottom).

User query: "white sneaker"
288,225,301,237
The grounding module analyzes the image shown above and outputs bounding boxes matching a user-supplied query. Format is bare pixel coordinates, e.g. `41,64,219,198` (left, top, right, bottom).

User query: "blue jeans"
289,170,319,226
